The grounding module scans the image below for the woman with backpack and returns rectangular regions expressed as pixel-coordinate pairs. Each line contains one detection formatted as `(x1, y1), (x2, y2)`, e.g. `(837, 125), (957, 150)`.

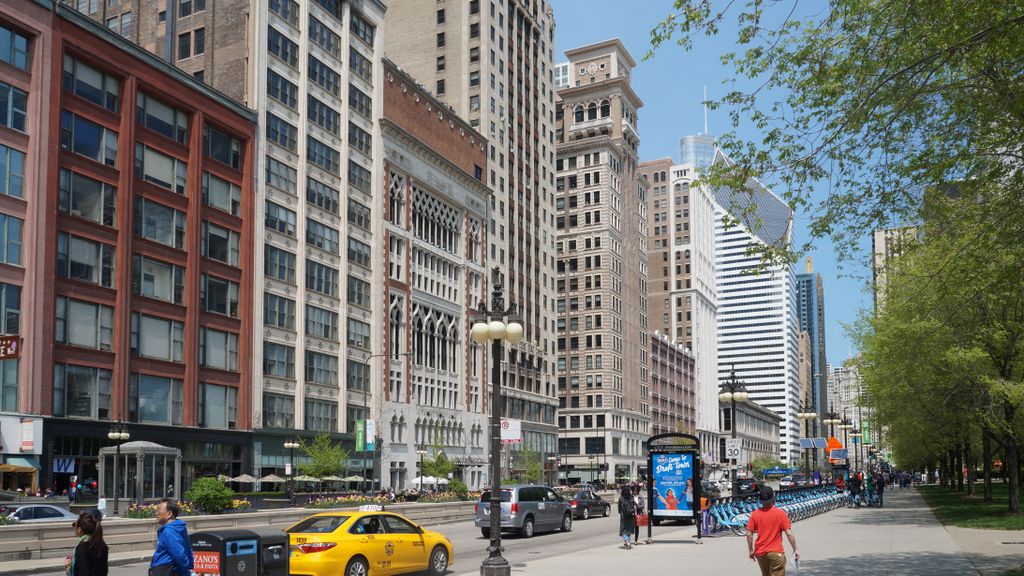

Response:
(618, 485), (637, 549)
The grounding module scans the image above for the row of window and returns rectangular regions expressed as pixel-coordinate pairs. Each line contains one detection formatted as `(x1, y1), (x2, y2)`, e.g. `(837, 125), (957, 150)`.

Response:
(263, 344), (370, 387)
(53, 362), (237, 428)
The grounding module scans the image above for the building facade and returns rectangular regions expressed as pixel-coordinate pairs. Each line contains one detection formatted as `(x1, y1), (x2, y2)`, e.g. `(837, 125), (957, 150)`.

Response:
(379, 59), (491, 490)
(0, 2), (257, 492)
(638, 157), (719, 465)
(711, 152), (802, 463)
(796, 257), (827, 435)
(872, 226), (918, 315)
(554, 39), (648, 484)
(384, 0), (560, 472)
(68, 0), (392, 481)
(649, 332), (695, 436)
(719, 398), (781, 474)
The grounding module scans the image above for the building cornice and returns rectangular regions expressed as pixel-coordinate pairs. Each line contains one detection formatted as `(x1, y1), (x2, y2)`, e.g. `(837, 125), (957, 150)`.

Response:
(558, 77), (643, 108)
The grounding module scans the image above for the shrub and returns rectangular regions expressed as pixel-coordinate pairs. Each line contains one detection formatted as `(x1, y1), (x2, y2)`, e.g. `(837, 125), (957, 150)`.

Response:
(449, 479), (469, 500)
(0, 514), (16, 526)
(186, 478), (236, 515)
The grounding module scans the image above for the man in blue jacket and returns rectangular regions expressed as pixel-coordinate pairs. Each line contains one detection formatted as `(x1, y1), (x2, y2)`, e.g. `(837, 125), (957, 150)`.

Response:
(150, 499), (193, 576)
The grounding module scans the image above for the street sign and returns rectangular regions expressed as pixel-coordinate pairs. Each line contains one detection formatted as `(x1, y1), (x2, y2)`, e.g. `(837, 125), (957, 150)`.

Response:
(763, 467), (795, 476)
(725, 438), (742, 460)
(831, 449), (848, 459)
(500, 418), (522, 444)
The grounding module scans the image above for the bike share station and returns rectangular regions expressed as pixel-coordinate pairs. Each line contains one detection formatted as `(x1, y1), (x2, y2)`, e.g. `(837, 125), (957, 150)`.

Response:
(645, 432), (703, 544)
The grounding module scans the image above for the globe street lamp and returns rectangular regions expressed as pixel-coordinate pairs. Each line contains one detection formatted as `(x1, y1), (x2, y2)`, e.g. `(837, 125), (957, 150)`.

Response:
(283, 438), (300, 505)
(719, 365), (749, 495)
(416, 447), (427, 491)
(822, 405), (841, 438)
(472, 268), (523, 576)
(797, 403), (818, 478)
(106, 421), (129, 516)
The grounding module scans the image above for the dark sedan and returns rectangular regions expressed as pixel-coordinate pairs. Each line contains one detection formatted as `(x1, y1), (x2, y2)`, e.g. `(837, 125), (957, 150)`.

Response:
(700, 480), (721, 500)
(566, 490), (611, 520)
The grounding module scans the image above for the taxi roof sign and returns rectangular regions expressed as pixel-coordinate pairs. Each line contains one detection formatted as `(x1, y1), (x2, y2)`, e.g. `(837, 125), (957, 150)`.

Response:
(358, 505), (384, 512)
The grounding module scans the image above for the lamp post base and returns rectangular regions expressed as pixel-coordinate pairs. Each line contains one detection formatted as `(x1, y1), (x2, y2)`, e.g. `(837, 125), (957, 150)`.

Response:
(480, 555), (511, 576)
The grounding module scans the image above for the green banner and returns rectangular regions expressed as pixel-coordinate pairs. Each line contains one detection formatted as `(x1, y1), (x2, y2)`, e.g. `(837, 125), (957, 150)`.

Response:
(356, 419), (365, 451)
(863, 421), (872, 444)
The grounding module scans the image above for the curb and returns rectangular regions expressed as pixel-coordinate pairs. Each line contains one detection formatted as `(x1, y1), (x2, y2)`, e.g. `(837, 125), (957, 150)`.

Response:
(0, 554), (152, 576)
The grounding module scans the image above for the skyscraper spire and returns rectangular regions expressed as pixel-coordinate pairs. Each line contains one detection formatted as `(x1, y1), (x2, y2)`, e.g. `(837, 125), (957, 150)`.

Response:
(703, 85), (708, 135)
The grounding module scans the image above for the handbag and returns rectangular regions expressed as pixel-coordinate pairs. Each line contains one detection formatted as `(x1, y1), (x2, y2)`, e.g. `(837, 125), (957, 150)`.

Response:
(636, 513), (649, 526)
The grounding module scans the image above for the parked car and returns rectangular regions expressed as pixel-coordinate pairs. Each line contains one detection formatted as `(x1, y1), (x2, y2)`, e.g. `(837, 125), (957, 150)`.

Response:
(791, 473), (810, 487)
(736, 477), (759, 497)
(287, 510), (453, 576)
(779, 476), (796, 489)
(474, 485), (573, 538)
(700, 480), (721, 500)
(565, 490), (611, 520)
(0, 504), (78, 523)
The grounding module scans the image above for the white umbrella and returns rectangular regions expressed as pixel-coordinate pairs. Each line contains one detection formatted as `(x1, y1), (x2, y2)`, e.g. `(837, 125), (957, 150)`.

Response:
(231, 474), (257, 483)
(260, 474), (285, 483)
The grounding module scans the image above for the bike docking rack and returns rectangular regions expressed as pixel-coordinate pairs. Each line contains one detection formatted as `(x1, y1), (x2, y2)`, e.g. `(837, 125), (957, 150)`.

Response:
(701, 484), (846, 537)
(646, 433), (703, 545)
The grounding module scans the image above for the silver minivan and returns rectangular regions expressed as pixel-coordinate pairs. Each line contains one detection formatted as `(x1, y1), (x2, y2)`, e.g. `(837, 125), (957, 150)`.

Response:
(474, 484), (573, 538)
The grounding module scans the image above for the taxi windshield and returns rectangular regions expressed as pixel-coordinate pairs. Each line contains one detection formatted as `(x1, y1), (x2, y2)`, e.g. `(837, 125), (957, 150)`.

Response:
(287, 516), (350, 533)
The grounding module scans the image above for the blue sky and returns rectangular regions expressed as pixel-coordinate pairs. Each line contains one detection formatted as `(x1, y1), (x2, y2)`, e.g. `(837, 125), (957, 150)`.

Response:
(549, 0), (870, 366)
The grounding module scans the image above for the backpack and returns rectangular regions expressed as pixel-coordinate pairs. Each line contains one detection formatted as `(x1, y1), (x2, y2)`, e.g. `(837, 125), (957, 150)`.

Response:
(621, 496), (636, 516)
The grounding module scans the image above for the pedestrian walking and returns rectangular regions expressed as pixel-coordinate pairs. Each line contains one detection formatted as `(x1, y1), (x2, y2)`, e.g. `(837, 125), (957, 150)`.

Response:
(746, 486), (799, 576)
(875, 473), (885, 507)
(617, 486), (637, 549)
(149, 500), (193, 576)
(65, 511), (108, 576)
(632, 486), (645, 545)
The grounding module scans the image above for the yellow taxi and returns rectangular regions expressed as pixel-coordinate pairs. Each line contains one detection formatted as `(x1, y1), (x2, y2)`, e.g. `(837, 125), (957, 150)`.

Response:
(286, 508), (454, 576)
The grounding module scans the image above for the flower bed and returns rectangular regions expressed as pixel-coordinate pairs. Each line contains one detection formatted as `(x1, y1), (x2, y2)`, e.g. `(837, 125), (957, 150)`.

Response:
(121, 498), (250, 518)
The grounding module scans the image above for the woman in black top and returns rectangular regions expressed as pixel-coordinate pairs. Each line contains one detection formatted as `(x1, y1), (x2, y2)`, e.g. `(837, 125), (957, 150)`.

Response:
(67, 511), (108, 576)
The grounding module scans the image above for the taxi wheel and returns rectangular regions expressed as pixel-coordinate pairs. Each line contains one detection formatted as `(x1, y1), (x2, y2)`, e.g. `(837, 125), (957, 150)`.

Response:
(345, 556), (369, 576)
(428, 545), (449, 576)
(520, 516), (535, 538)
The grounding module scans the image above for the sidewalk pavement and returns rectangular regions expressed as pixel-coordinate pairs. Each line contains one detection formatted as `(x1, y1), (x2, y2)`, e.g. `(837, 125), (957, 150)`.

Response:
(455, 487), (1000, 575)
(0, 552), (152, 576)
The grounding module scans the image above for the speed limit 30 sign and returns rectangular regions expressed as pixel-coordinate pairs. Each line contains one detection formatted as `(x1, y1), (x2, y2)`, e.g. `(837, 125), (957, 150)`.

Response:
(725, 438), (743, 460)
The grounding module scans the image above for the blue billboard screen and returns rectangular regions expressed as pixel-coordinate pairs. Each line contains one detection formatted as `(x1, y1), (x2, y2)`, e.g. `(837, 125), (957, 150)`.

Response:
(651, 452), (694, 516)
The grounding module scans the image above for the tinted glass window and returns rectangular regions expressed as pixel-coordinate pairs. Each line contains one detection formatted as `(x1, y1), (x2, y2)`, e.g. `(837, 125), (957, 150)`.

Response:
(382, 515), (418, 534)
(479, 490), (512, 502)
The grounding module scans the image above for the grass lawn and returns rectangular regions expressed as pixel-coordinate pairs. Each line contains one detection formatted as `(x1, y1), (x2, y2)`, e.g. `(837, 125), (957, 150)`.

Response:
(919, 483), (1024, 530)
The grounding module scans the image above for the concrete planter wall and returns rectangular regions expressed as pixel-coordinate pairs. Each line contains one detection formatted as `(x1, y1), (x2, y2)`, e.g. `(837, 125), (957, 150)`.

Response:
(0, 500), (476, 561)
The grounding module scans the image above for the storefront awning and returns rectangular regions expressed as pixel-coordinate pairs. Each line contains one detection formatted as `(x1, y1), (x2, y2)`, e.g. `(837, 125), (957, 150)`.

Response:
(5, 456), (39, 469)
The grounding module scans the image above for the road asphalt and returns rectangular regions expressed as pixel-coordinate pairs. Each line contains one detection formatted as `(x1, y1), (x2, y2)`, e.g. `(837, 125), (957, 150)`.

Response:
(9, 487), (1024, 576)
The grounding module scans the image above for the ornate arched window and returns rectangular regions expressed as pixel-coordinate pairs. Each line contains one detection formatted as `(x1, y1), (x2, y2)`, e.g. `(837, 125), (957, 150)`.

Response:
(600, 99), (610, 117)
(574, 105), (584, 123)
(587, 102), (597, 120)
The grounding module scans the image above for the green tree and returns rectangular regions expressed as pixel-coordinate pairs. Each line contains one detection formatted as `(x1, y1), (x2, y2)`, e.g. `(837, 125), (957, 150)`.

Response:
(749, 455), (784, 478)
(420, 438), (455, 487)
(649, 1), (1024, 267)
(521, 447), (543, 484)
(185, 477), (235, 515)
(299, 433), (351, 479)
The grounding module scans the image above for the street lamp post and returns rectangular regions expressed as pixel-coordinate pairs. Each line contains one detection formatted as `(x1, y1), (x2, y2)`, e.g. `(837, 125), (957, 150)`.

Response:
(471, 268), (523, 576)
(415, 447), (427, 491)
(107, 421), (129, 516)
(797, 402), (818, 478)
(822, 406), (841, 438)
(283, 438), (300, 505)
(719, 365), (750, 496)
(850, 430), (863, 471)
(839, 418), (854, 468)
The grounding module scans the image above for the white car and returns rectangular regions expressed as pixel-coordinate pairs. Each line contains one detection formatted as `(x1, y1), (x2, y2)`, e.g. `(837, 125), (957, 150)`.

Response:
(0, 504), (79, 523)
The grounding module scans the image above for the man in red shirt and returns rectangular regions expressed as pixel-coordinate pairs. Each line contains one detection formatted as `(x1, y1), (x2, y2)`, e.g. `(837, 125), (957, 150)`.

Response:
(746, 486), (799, 576)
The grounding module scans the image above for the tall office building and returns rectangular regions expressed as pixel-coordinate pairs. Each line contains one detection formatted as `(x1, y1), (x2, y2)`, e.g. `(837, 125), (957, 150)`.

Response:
(638, 158), (719, 465)
(872, 226), (918, 315)
(69, 0), (391, 480)
(650, 332), (696, 436)
(796, 257), (827, 432)
(711, 152), (802, 463)
(679, 133), (716, 174)
(553, 61), (570, 89)
(1, 2), (257, 491)
(379, 58), (491, 490)
(554, 39), (648, 483)
(384, 0), (560, 465)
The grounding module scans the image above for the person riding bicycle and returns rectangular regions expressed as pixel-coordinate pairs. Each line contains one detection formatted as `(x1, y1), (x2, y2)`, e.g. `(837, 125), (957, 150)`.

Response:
(847, 474), (862, 508)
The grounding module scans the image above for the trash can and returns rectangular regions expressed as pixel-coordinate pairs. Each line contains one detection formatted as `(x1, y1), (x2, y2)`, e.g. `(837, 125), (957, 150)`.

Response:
(245, 527), (290, 576)
(190, 530), (259, 576)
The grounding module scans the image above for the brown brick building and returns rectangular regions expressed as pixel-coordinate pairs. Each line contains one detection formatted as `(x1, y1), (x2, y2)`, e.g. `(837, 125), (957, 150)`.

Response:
(0, 1), (256, 492)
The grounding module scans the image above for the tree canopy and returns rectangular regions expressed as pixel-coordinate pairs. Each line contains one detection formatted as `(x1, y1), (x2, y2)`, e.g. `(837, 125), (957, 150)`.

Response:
(299, 433), (352, 479)
(650, 1), (1024, 267)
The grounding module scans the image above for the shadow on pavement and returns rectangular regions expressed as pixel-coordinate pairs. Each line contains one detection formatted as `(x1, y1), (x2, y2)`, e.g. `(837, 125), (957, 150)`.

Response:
(804, 551), (979, 575)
